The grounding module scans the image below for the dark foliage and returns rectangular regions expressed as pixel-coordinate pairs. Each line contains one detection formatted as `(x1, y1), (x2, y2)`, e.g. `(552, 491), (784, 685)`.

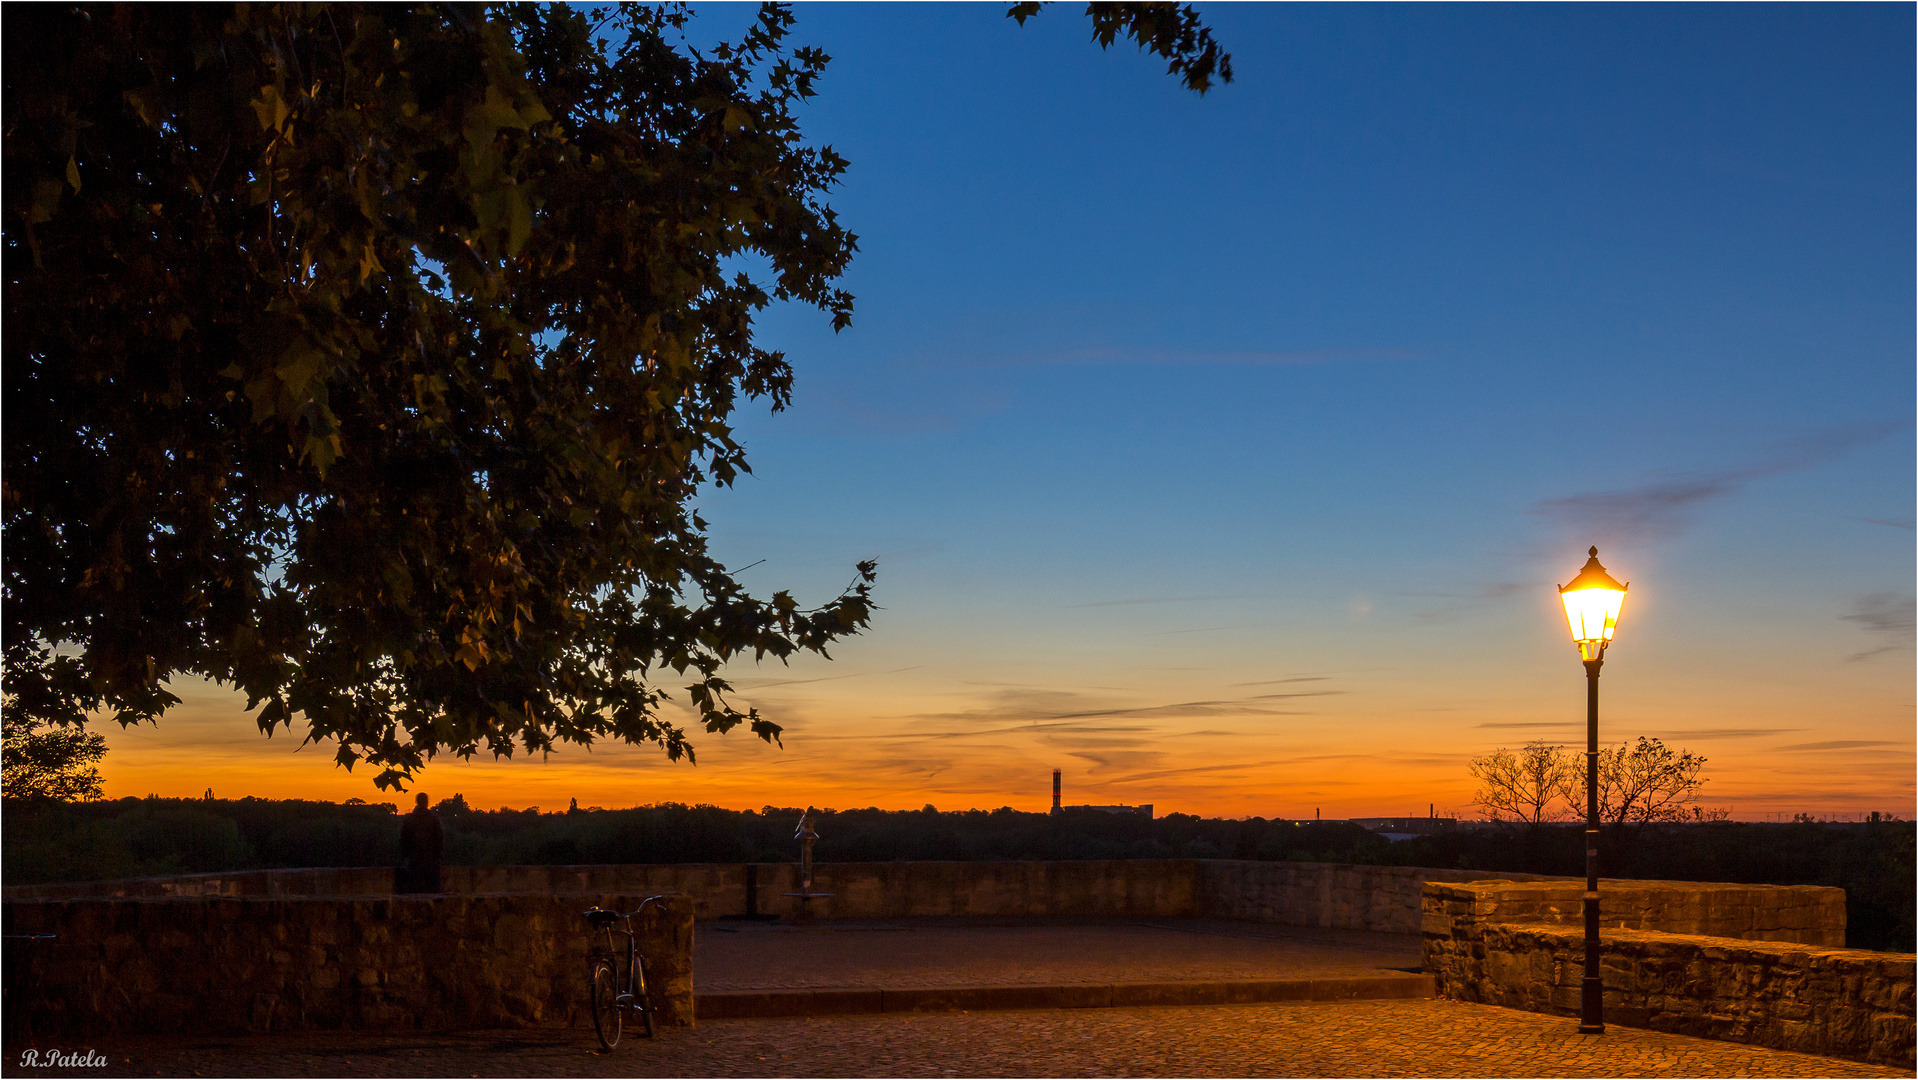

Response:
(1, 713), (107, 800)
(0, 797), (1386, 880)
(4, 3), (878, 791)
(3, 2), (1230, 795)
(10, 797), (1905, 951)
(1007, 2), (1233, 93)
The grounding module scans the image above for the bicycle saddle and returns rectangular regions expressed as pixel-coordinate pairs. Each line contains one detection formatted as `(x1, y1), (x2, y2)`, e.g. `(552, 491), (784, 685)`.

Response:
(583, 908), (622, 926)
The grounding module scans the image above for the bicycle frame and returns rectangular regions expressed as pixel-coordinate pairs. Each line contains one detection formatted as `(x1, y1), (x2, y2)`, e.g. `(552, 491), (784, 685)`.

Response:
(585, 895), (666, 1048)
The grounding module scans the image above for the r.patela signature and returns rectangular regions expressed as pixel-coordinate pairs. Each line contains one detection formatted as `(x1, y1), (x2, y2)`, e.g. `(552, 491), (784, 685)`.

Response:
(18, 1048), (107, 1068)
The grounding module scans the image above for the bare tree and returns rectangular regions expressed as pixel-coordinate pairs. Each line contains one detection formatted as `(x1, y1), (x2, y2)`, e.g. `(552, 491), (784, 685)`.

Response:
(1470, 742), (1577, 824)
(1594, 736), (1711, 833)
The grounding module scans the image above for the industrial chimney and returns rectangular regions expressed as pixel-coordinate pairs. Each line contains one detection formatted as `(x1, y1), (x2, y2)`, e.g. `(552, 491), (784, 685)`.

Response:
(1052, 768), (1061, 813)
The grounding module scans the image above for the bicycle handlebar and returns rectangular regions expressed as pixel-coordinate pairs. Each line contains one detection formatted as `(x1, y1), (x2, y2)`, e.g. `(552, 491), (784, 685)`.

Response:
(582, 895), (673, 925)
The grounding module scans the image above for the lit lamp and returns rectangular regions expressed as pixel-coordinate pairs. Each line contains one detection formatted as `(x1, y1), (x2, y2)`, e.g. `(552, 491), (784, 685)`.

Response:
(1559, 546), (1627, 1035)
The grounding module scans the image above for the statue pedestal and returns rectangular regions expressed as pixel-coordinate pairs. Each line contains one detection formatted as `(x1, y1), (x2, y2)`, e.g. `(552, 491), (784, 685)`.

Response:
(779, 891), (834, 925)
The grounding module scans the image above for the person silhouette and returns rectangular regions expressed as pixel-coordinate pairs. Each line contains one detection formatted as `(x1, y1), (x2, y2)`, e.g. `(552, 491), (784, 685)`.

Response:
(398, 792), (444, 894)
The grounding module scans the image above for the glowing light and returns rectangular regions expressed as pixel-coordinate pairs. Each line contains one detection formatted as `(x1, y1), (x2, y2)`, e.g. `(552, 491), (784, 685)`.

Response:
(1559, 547), (1627, 662)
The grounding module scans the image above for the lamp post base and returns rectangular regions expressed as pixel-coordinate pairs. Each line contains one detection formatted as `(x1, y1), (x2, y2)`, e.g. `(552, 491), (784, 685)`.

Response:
(1579, 976), (1605, 1034)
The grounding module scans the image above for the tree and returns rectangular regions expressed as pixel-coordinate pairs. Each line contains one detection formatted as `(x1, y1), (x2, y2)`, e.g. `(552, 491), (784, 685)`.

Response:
(3, 4), (1233, 792)
(1010, 2), (1233, 93)
(1469, 741), (1576, 825)
(1595, 736), (1712, 834)
(1, 714), (107, 801)
(1469, 736), (1717, 833)
(1, 3), (1225, 789)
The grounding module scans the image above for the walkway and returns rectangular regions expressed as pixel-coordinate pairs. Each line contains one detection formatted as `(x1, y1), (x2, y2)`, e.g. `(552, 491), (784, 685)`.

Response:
(26, 1001), (1905, 1077)
(9, 918), (1904, 1076)
(695, 917), (1428, 1015)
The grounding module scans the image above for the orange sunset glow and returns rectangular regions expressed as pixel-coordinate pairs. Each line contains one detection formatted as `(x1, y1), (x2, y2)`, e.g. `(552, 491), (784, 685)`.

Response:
(101, 561), (1914, 821)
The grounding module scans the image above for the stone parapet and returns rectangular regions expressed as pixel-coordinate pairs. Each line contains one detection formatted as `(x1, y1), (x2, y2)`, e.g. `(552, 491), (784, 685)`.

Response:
(0, 864), (1856, 948)
(1422, 880), (1912, 1066)
(1422, 878), (1845, 946)
(441, 865), (748, 919)
(1431, 918), (1914, 1065)
(790, 860), (1199, 920)
(1198, 861), (1569, 935)
(1, 892), (695, 1038)
(3, 861), (1203, 921)
(1, 867), (398, 901)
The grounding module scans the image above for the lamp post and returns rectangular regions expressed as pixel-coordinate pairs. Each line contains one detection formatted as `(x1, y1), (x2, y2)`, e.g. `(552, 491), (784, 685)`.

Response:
(1558, 546), (1628, 1035)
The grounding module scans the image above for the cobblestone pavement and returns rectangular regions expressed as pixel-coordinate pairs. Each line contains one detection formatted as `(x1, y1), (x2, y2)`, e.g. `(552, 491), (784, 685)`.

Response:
(696, 919), (1423, 990)
(10, 999), (1904, 1078)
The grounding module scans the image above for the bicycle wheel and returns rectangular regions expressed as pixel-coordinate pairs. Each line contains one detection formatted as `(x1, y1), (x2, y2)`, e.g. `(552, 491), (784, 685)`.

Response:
(590, 960), (622, 1050)
(634, 955), (655, 1039)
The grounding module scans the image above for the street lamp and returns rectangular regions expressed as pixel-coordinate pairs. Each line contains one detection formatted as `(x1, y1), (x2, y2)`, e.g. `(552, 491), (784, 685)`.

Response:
(1559, 546), (1627, 1035)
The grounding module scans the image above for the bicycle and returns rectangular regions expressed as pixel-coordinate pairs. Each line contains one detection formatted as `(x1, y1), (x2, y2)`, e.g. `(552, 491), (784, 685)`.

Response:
(583, 897), (666, 1049)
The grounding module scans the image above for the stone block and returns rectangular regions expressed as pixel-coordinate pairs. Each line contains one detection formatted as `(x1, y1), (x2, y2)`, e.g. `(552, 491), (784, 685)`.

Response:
(3, 892), (697, 1038)
(1422, 881), (1914, 1068)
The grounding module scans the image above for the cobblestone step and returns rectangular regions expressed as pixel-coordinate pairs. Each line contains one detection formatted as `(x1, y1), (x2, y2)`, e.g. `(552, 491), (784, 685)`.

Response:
(696, 973), (1434, 1019)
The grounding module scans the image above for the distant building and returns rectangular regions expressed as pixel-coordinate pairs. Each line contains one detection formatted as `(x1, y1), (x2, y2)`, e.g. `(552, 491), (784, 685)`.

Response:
(1054, 803), (1154, 819)
(1048, 769), (1152, 818)
(1350, 816), (1457, 841)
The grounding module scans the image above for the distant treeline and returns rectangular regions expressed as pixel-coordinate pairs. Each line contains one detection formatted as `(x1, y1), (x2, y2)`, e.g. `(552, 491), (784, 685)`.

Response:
(4, 797), (1909, 951)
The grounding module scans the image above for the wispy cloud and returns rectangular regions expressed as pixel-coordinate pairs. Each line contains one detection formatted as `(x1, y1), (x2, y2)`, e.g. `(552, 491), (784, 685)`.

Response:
(1854, 517), (1915, 530)
(1404, 582), (1536, 625)
(872, 544), (947, 565)
(731, 666), (923, 691)
(1480, 723), (1805, 739)
(859, 685), (1346, 746)
(1655, 728), (1802, 740)
(1841, 593), (1915, 661)
(1101, 759), (1296, 786)
(1531, 419), (1908, 544)
(1396, 754), (1474, 767)
(1067, 595), (1224, 608)
(1475, 721), (1580, 729)
(966, 346), (1420, 369)
(815, 395), (965, 434)
(1402, 582), (1531, 601)
(1033, 691), (1343, 722)
(1775, 740), (1906, 751)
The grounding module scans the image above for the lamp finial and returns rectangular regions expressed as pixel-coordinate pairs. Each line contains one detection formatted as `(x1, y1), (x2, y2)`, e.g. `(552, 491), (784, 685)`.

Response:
(1589, 546), (1598, 557)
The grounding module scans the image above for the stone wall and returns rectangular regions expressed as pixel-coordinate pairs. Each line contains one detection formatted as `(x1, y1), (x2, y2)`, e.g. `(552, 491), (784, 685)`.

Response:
(1, 865), (750, 918)
(1422, 881), (1913, 1066)
(1422, 878), (1846, 946)
(443, 866), (750, 918)
(445, 861), (1199, 921)
(11, 860), (1903, 1058)
(777, 860), (1200, 919)
(1197, 861), (1568, 935)
(2, 867), (398, 901)
(2, 892), (695, 1039)
(3, 861), (1197, 921)
(5, 861), (1845, 944)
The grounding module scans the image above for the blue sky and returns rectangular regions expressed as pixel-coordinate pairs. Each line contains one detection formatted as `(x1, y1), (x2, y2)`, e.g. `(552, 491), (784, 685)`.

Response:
(113, 3), (1915, 817)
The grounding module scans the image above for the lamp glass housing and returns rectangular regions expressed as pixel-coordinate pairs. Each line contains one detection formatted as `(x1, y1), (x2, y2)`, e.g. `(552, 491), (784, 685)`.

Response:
(1559, 549), (1628, 662)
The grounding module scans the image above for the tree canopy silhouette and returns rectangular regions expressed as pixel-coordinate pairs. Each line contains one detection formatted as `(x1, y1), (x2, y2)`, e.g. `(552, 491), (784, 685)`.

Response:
(2, 3), (1232, 790)
(1, 715), (107, 802)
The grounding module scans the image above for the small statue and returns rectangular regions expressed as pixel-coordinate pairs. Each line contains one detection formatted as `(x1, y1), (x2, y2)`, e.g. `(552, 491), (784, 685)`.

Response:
(795, 807), (818, 892)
